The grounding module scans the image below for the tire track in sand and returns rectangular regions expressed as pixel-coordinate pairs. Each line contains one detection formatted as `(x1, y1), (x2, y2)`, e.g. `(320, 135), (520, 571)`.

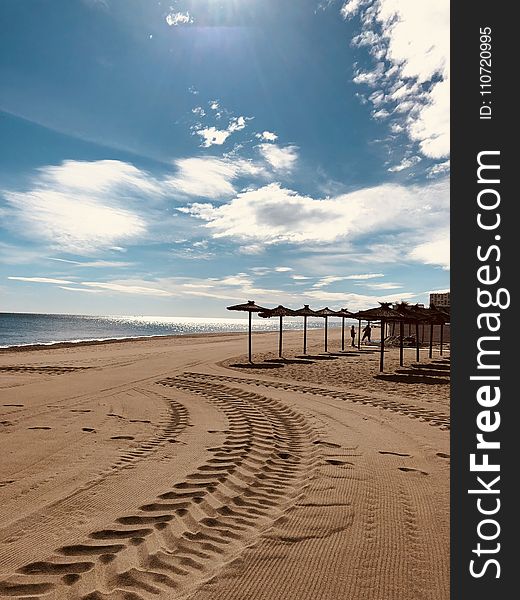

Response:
(179, 372), (450, 429)
(0, 376), (318, 600)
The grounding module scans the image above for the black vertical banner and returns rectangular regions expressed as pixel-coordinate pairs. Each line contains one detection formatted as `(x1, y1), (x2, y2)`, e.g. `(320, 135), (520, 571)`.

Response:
(452, 4), (514, 598)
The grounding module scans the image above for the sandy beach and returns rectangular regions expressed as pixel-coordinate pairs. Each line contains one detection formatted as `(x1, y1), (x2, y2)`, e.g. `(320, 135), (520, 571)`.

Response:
(0, 328), (449, 600)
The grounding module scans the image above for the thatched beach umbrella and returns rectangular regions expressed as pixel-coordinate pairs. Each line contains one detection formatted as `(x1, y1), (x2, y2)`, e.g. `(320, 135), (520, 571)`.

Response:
(293, 304), (318, 354)
(336, 307), (355, 351)
(314, 307), (338, 353)
(259, 305), (297, 358)
(355, 302), (399, 371)
(226, 300), (268, 363)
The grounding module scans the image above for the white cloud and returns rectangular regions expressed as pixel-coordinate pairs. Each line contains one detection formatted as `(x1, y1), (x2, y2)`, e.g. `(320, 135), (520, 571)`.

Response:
(8, 276), (74, 284)
(196, 127), (231, 148)
(6, 270), (423, 312)
(48, 258), (133, 268)
(255, 131), (278, 142)
(304, 289), (417, 310)
(195, 115), (251, 148)
(344, 273), (385, 280)
(274, 266), (293, 272)
(313, 276), (349, 288)
(3, 160), (153, 254)
(59, 286), (102, 293)
(81, 281), (175, 297)
(166, 156), (264, 199)
(165, 11), (193, 26)
(292, 275), (311, 280)
(343, 0), (449, 160)
(360, 281), (402, 290)
(409, 235), (450, 270)
(258, 144), (298, 171)
(37, 159), (162, 196)
(180, 180), (448, 251)
(388, 155), (421, 172)
(228, 116), (247, 132)
(427, 159), (450, 179)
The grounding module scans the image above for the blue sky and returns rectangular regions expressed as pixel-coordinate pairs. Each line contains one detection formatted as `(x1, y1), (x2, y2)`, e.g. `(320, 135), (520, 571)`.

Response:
(0, 0), (449, 317)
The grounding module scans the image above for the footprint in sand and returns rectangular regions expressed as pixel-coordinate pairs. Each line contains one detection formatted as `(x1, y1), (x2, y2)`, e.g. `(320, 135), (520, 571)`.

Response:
(379, 451), (411, 457)
(3, 404), (24, 407)
(398, 467), (429, 475)
(313, 440), (341, 448)
(82, 428), (96, 433)
(110, 436), (135, 440)
(28, 426), (51, 430)
(325, 459), (353, 466)
(436, 452), (450, 459)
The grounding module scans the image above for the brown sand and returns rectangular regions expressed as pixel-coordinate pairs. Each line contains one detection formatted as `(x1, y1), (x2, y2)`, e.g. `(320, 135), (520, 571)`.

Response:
(0, 327), (449, 599)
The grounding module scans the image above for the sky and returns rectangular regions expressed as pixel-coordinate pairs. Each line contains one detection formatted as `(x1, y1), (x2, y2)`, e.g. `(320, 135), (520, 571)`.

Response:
(0, 0), (450, 317)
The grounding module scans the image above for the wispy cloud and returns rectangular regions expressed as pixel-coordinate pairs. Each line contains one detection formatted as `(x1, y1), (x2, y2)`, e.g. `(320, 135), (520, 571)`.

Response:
(3, 160), (151, 254)
(8, 276), (74, 284)
(48, 257), (133, 268)
(166, 156), (265, 199)
(258, 144), (298, 171)
(343, 0), (449, 162)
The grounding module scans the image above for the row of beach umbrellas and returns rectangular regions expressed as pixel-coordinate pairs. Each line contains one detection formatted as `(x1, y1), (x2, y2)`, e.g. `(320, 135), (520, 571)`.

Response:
(227, 300), (450, 372)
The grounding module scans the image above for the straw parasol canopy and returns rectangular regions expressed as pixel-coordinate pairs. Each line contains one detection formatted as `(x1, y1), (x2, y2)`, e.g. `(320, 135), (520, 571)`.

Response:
(314, 307), (338, 353)
(293, 305), (318, 354)
(226, 300), (268, 363)
(354, 302), (399, 321)
(258, 305), (297, 358)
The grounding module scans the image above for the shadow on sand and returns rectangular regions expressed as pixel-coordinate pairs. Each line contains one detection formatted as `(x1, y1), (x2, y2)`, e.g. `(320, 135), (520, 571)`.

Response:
(295, 355), (338, 361)
(375, 373), (450, 385)
(264, 358), (315, 365)
(230, 363), (284, 369)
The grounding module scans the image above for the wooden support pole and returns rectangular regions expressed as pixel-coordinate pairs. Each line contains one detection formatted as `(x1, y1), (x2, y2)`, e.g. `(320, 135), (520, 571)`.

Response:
(324, 316), (328, 353)
(341, 317), (345, 351)
(380, 318), (385, 372)
(429, 322), (434, 358)
(248, 311), (252, 363)
(278, 315), (283, 358)
(440, 323), (444, 355)
(415, 322), (420, 362)
(400, 321), (404, 366)
(357, 319), (361, 349)
(303, 315), (307, 354)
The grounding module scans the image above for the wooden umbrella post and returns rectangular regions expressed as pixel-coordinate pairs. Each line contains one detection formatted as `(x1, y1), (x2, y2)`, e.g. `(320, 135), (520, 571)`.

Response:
(357, 319), (361, 350)
(415, 322), (420, 362)
(429, 322), (434, 359)
(303, 315), (307, 355)
(400, 320), (404, 367)
(341, 317), (345, 352)
(324, 316), (328, 353)
(248, 311), (252, 363)
(278, 315), (283, 358)
(440, 323), (444, 355)
(380, 318), (385, 372)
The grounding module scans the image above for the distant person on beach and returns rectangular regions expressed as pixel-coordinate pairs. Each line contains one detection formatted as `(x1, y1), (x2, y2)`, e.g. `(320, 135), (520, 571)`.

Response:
(350, 325), (356, 346)
(361, 324), (371, 344)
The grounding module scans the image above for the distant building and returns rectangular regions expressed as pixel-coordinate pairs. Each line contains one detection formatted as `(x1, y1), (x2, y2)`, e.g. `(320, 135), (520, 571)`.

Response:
(429, 291), (450, 308)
